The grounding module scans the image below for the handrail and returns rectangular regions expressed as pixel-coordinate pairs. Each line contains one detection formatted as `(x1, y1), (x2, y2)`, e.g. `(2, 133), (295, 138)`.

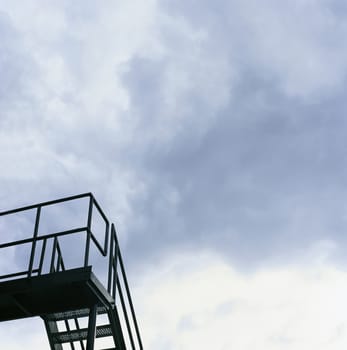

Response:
(0, 193), (109, 258)
(0, 193), (92, 216)
(108, 223), (143, 350)
(0, 269), (40, 280)
(0, 227), (88, 249)
(118, 249), (143, 350)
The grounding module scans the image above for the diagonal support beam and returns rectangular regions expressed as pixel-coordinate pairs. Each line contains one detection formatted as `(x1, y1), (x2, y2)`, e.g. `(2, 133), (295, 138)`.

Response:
(43, 319), (63, 350)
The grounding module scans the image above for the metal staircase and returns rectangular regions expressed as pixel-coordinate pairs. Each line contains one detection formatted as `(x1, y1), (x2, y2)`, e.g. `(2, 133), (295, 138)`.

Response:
(0, 193), (143, 350)
(43, 305), (126, 350)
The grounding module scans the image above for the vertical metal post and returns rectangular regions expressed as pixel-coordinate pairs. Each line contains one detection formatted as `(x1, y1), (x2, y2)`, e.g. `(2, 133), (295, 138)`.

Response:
(86, 304), (98, 350)
(104, 220), (109, 255)
(50, 237), (58, 273)
(84, 196), (93, 267)
(56, 240), (65, 271)
(112, 229), (119, 300)
(107, 224), (115, 294)
(28, 206), (41, 277)
(38, 238), (47, 275)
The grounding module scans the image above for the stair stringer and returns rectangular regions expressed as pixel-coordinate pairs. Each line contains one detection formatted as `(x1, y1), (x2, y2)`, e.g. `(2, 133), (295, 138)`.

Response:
(107, 305), (126, 350)
(44, 318), (64, 350)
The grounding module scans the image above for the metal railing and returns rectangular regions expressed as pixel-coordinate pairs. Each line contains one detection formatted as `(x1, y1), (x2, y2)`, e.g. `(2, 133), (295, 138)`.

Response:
(109, 224), (143, 350)
(0, 193), (143, 350)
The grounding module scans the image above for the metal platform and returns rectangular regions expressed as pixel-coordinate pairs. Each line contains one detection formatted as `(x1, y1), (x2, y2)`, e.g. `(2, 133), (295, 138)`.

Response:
(0, 266), (112, 322)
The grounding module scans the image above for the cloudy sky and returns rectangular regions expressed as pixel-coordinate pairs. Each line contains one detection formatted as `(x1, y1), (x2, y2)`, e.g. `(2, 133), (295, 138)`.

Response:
(1, 0), (347, 349)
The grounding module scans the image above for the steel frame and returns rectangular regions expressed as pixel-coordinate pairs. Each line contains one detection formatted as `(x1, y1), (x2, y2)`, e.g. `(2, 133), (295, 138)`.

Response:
(0, 193), (143, 350)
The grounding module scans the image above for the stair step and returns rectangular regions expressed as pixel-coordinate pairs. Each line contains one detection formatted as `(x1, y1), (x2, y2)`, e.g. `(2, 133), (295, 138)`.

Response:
(46, 306), (107, 321)
(52, 324), (113, 343)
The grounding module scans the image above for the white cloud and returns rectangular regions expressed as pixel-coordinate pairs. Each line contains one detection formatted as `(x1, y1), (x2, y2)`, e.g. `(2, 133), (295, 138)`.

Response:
(1, 245), (346, 350)
(0, 318), (49, 350)
(135, 247), (347, 350)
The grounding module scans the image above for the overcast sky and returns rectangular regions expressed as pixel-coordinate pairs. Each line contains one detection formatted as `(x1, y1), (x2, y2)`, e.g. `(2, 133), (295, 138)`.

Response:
(1, 0), (347, 349)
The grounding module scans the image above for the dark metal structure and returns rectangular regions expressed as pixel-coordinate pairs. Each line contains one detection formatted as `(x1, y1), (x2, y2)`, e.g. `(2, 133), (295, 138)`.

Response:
(0, 193), (143, 350)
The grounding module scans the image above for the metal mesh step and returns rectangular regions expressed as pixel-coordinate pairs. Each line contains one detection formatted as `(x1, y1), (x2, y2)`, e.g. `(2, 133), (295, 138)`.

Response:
(52, 324), (113, 343)
(45, 306), (107, 321)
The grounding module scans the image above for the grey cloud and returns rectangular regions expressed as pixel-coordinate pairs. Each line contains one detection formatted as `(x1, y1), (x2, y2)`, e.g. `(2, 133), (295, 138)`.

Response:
(121, 43), (347, 270)
(1, 2), (347, 349)
(162, 0), (347, 99)
(0, 12), (38, 120)
(1, 0), (347, 274)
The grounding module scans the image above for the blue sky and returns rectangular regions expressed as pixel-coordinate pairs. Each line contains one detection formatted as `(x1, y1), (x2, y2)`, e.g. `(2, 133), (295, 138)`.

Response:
(1, 0), (347, 349)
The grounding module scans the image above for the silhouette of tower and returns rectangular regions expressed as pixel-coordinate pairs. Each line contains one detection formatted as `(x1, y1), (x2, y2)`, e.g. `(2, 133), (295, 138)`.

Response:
(0, 193), (143, 350)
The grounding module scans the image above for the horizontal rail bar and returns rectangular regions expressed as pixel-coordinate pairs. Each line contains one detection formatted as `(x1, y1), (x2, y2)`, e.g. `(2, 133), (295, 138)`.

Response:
(0, 193), (92, 216)
(0, 269), (39, 280)
(0, 227), (88, 248)
(0, 237), (36, 249)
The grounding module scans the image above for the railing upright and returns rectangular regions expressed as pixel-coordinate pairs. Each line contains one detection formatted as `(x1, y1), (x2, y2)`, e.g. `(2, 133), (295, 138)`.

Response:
(109, 224), (118, 300)
(56, 240), (65, 271)
(28, 206), (41, 278)
(84, 194), (94, 267)
(108, 224), (115, 294)
(38, 238), (47, 275)
(50, 237), (58, 273)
